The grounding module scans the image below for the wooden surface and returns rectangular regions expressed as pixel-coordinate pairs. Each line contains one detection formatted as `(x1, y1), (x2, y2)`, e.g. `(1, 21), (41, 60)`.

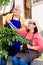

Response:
(0, 16), (4, 28)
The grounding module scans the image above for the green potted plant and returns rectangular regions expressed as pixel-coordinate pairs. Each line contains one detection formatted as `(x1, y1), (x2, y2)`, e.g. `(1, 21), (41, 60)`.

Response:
(0, 27), (29, 59)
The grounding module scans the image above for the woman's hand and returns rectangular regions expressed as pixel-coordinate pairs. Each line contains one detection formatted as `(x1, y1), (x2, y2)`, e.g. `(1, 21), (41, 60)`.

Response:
(27, 44), (31, 49)
(27, 44), (39, 51)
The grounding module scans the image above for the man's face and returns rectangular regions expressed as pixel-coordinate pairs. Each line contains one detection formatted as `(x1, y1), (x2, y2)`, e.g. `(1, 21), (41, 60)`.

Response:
(14, 6), (20, 17)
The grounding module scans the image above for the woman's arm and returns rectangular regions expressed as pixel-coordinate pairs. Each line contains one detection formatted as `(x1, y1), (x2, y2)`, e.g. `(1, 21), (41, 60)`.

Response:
(27, 44), (41, 51)
(17, 29), (27, 37)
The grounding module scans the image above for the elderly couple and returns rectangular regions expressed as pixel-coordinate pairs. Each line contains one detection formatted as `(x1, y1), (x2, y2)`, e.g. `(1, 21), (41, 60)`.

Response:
(1, 5), (43, 65)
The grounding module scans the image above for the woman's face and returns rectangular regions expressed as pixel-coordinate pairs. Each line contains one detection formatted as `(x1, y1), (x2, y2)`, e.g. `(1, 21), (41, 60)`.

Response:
(28, 22), (35, 31)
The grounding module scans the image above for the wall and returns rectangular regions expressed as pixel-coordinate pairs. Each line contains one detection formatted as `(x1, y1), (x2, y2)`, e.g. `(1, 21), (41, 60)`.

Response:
(32, 2), (43, 32)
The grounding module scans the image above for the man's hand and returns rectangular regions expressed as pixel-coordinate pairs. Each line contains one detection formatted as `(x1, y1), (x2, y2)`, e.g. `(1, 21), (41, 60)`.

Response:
(6, 20), (10, 23)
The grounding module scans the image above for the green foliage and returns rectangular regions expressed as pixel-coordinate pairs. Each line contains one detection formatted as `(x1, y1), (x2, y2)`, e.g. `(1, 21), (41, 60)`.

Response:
(0, 0), (10, 6)
(0, 27), (30, 59)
